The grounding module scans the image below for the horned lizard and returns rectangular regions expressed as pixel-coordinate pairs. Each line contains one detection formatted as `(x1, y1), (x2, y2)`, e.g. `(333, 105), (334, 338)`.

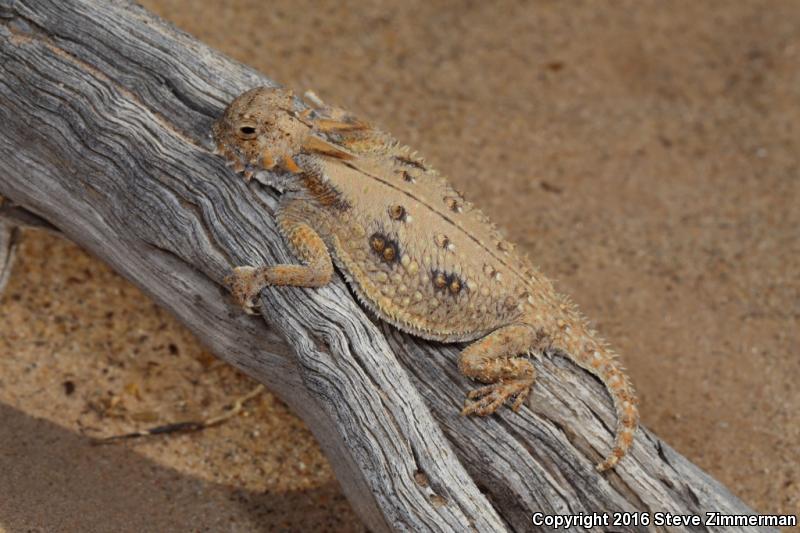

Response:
(212, 87), (638, 471)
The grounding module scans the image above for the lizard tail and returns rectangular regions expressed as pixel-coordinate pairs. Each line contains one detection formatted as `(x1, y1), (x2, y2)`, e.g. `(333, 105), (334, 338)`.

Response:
(584, 344), (638, 471)
(551, 334), (639, 471)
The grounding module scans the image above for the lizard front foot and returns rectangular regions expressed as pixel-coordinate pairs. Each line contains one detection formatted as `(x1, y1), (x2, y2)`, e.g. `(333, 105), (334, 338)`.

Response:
(224, 266), (264, 315)
(461, 378), (534, 416)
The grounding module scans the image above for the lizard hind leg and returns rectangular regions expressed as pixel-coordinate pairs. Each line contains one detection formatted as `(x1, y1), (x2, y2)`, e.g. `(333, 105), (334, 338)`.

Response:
(459, 324), (544, 416)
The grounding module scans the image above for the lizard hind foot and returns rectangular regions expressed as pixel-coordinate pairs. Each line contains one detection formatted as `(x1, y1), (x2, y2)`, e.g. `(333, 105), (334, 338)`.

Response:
(461, 377), (534, 416)
(224, 266), (264, 315)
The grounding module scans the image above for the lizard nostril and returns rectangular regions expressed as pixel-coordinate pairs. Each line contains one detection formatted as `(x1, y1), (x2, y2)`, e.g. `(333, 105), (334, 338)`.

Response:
(239, 126), (256, 135)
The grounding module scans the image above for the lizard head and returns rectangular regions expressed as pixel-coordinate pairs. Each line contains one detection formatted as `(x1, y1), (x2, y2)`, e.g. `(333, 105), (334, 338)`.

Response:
(212, 87), (312, 179)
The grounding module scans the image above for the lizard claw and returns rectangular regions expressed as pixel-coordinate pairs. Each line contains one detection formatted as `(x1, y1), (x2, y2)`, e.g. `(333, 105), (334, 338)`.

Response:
(224, 266), (263, 315)
(461, 379), (533, 416)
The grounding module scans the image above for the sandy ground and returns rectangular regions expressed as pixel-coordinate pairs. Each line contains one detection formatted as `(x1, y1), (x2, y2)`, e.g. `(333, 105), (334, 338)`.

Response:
(1, 0), (798, 531)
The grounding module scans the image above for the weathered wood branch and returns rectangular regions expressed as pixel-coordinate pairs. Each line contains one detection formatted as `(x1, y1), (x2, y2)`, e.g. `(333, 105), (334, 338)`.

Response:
(0, 199), (60, 294)
(0, 1), (771, 531)
(0, 217), (19, 294)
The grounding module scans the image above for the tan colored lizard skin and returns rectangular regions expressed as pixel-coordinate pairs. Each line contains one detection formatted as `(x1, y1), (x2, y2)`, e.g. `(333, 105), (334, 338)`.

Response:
(212, 87), (638, 471)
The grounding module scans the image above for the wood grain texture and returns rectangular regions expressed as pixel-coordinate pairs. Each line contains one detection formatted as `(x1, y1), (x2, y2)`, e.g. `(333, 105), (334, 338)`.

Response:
(0, 1), (771, 531)
(0, 218), (19, 294)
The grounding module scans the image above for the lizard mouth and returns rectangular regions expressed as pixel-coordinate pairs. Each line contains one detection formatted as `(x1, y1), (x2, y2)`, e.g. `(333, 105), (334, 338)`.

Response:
(212, 139), (264, 181)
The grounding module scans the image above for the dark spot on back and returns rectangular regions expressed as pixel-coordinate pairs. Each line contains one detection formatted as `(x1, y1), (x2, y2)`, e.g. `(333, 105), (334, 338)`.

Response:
(443, 196), (462, 213)
(388, 204), (407, 221)
(399, 170), (416, 183)
(431, 270), (466, 296)
(448, 278), (461, 294)
(370, 234), (386, 252)
(369, 232), (400, 265)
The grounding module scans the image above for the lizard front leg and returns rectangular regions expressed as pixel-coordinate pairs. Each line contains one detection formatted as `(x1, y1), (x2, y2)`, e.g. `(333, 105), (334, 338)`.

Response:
(459, 324), (546, 415)
(225, 202), (333, 314)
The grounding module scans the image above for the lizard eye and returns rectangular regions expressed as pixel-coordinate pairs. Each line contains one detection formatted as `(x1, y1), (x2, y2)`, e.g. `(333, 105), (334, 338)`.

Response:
(238, 125), (257, 139)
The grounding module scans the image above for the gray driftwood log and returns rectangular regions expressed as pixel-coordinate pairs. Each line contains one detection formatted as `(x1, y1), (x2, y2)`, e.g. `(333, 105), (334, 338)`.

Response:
(0, 1), (772, 532)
